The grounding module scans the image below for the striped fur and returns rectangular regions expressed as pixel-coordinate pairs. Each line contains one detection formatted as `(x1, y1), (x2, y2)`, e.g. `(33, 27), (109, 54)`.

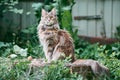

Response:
(37, 8), (75, 62)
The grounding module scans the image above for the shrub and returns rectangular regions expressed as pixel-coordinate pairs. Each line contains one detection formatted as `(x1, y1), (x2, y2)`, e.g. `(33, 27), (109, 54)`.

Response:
(76, 42), (120, 80)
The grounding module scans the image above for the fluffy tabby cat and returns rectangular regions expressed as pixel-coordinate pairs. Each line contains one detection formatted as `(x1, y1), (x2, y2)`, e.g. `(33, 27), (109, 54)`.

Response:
(37, 8), (75, 62)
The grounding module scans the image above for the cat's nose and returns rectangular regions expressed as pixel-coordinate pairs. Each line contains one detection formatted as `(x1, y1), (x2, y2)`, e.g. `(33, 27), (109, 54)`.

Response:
(48, 18), (50, 21)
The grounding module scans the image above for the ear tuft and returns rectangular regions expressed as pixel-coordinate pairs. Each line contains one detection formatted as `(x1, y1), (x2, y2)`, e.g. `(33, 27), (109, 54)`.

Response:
(51, 8), (57, 15)
(41, 9), (47, 16)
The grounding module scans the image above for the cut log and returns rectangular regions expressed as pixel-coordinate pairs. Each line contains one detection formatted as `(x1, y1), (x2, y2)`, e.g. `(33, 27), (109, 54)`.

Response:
(29, 59), (110, 79)
(66, 59), (110, 79)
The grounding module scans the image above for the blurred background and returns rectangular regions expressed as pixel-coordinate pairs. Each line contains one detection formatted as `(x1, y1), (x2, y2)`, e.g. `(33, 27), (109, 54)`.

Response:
(0, 0), (120, 42)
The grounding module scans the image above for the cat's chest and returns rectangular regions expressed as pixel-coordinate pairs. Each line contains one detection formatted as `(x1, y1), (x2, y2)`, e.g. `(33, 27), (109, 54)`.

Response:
(40, 29), (59, 43)
(42, 29), (57, 36)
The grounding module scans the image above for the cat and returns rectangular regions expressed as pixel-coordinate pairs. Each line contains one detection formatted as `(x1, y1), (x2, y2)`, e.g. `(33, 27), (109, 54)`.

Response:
(37, 8), (75, 62)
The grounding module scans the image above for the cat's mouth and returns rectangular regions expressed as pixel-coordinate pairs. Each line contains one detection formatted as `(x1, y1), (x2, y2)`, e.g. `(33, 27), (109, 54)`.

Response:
(44, 24), (54, 30)
(46, 24), (53, 26)
(45, 21), (54, 26)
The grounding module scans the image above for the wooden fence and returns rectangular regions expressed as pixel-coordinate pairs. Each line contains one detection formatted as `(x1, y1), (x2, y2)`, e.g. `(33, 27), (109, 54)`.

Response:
(72, 0), (120, 38)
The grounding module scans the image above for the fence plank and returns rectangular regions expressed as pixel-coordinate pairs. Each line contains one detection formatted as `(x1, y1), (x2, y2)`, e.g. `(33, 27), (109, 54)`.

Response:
(29, 2), (38, 26)
(104, 0), (113, 38)
(20, 2), (27, 29)
(19, 2), (37, 29)
(112, 0), (120, 38)
(96, 0), (104, 37)
(77, 0), (88, 35)
(87, 0), (96, 37)
(72, 0), (79, 32)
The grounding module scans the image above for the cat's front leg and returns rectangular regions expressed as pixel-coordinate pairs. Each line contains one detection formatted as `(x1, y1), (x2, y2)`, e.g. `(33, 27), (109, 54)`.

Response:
(43, 45), (53, 62)
(45, 52), (52, 62)
(52, 51), (63, 61)
(52, 43), (65, 61)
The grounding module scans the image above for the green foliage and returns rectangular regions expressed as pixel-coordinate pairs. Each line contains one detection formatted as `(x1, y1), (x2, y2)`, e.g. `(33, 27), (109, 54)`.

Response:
(0, 58), (83, 80)
(32, 0), (75, 31)
(78, 43), (99, 59)
(41, 60), (87, 80)
(0, 53), (81, 80)
(106, 59), (120, 80)
(43, 60), (72, 80)
(77, 42), (120, 59)
(98, 43), (120, 80)
(26, 41), (44, 58)
(0, 41), (44, 58)
(0, 42), (120, 80)
(61, 10), (73, 33)
(8, 25), (44, 58)
(0, 0), (23, 15)
(0, 58), (29, 80)
(77, 42), (120, 80)
(0, 0), (43, 58)
(0, 42), (12, 57)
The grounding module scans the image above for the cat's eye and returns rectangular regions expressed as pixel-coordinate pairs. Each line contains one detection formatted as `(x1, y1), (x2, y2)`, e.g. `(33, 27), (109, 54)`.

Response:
(50, 16), (53, 18)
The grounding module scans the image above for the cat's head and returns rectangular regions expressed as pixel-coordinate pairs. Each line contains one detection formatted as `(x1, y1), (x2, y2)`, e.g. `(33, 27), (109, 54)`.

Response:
(40, 8), (59, 29)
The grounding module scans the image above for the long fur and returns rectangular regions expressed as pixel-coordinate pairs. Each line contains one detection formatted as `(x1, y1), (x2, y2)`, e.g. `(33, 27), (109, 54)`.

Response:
(37, 8), (75, 62)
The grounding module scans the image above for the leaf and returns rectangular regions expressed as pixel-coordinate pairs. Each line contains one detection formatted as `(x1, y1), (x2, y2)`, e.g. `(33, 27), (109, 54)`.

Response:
(44, 5), (52, 11)
(0, 42), (11, 48)
(13, 45), (28, 57)
(51, 3), (58, 7)
(61, 10), (72, 31)
(8, 6), (13, 9)
(62, 6), (71, 11)
(9, 8), (23, 14)
(9, 54), (17, 58)
(19, 48), (28, 57)
(26, 12), (31, 15)
(32, 3), (43, 10)
(13, 45), (21, 54)
(112, 47), (118, 51)
(15, 9), (23, 14)
(21, 26), (36, 34)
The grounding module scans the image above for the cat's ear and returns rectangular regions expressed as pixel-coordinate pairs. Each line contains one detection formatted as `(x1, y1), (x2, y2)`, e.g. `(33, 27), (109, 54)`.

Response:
(41, 9), (47, 16)
(51, 8), (57, 15)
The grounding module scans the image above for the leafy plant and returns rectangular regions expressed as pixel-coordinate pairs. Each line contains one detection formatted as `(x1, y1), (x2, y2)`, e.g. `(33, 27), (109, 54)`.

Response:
(0, 42), (120, 80)
(0, 58), (29, 80)
(0, 0), (23, 17)
(77, 42), (120, 79)
(0, 58), (81, 80)
(0, 42), (12, 57)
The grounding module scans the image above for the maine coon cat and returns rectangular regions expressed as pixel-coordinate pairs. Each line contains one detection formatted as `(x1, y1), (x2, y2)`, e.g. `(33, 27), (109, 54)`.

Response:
(37, 8), (75, 62)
